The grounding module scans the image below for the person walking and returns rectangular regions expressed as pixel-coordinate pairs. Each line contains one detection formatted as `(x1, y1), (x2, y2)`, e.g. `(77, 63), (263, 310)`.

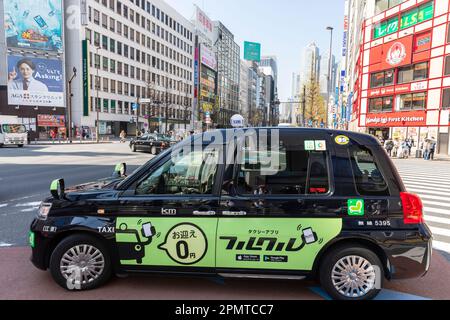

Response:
(423, 139), (431, 160)
(120, 130), (126, 143)
(429, 138), (436, 161)
(384, 139), (394, 157)
(50, 128), (57, 144)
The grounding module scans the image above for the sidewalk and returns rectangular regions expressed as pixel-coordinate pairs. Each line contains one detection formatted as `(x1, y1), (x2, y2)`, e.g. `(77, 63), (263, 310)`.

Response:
(28, 138), (121, 146)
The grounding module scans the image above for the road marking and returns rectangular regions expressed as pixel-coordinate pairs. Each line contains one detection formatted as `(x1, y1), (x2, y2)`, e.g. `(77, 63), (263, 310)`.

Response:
(15, 202), (42, 207)
(308, 287), (430, 300)
(0, 204), (7, 208)
(406, 188), (450, 197)
(429, 226), (450, 237)
(0, 243), (13, 247)
(433, 241), (450, 253)
(422, 200), (450, 209)
(424, 207), (450, 216)
(425, 215), (450, 226)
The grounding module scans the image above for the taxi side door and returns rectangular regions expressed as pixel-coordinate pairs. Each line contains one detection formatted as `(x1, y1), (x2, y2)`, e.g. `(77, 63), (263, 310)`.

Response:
(114, 144), (223, 272)
(215, 129), (343, 274)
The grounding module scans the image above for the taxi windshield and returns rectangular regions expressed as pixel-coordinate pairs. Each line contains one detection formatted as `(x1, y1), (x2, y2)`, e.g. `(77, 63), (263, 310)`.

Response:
(1, 124), (26, 134)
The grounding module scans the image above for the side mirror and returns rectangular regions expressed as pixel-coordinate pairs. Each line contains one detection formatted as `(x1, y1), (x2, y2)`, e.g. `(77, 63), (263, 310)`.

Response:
(112, 163), (127, 178)
(50, 179), (65, 200)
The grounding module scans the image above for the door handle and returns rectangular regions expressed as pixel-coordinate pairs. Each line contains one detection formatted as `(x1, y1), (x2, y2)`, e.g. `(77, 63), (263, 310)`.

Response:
(193, 210), (216, 216)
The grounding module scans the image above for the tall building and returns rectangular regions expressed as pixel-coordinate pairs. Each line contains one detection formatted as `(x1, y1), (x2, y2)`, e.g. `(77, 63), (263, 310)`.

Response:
(239, 59), (249, 122)
(258, 56), (279, 126)
(65, 0), (195, 137)
(1, 0), (66, 141)
(319, 52), (336, 97)
(258, 56), (278, 93)
(345, 0), (450, 156)
(291, 72), (301, 98)
(300, 42), (320, 89)
(192, 6), (217, 131)
(213, 21), (240, 127)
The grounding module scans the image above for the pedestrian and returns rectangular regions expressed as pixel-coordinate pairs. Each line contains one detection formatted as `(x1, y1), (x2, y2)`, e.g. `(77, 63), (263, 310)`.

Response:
(393, 139), (400, 158)
(400, 140), (409, 159)
(429, 138), (436, 161)
(27, 129), (31, 145)
(384, 139), (394, 157)
(50, 128), (57, 143)
(120, 130), (126, 143)
(423, 139), (431, 160)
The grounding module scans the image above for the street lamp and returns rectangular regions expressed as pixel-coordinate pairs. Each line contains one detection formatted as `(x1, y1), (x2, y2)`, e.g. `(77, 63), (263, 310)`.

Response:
(67, 67), (77, 143)
(326, 26), (334, 129)
(95, 46), (101, 143)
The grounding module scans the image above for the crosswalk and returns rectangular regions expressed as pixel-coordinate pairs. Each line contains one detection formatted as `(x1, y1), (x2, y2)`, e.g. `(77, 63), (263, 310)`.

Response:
(394, 160), (450, 254)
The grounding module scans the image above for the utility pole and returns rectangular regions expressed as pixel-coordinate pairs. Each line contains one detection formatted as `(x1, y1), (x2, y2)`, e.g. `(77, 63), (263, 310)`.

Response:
(135, 96), (140, 136)
(326, 26), (334, 129)
(302, 85), (306, 127)
(95, 46), (101, 143)
(67, 67), (77, 143)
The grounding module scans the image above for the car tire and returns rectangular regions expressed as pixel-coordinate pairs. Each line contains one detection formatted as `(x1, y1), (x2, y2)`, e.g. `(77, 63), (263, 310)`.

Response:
(49, 234), (112, 291)
(319, 244), (384, 300)
(18, 144), (24, 148)
(151, 146), (157, 155)
(131, 144), (136, 152)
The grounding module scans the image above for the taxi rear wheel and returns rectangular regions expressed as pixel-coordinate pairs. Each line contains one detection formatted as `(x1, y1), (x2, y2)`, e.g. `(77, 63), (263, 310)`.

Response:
(319, 245), (383, 300)
(49, 234), (112, 291)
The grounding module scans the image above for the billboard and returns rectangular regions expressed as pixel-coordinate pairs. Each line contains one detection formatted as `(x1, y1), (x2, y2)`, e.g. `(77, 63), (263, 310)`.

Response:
(7, 55), (64, 107)
(200, 44), (217, 71)
(244, 41), (261, 62)
(195, 5), (214, 41)
(4, 0), (63, 52)
(37, 114), (65, 127)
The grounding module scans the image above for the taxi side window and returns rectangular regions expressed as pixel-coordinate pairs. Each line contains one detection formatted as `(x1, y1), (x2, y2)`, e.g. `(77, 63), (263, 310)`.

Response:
(235, 139), (330, 196)
(349, 146), (389, 196)
(135, 149), (219, 195)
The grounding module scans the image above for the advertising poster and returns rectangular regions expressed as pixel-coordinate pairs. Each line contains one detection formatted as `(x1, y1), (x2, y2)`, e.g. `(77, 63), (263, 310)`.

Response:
(200, 44), (217, 71)
(7, 55), (64, 107)
(4, 0), (63, 52)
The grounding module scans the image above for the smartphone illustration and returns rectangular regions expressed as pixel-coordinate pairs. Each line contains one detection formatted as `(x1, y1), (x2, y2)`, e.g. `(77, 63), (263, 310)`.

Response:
(34, 15), (48, 30)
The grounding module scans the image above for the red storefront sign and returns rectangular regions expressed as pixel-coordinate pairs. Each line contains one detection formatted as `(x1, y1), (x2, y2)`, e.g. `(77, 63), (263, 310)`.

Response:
(370, 36), (413, 72)
(365, 111), (427, 127)
(37, 115), (65, 127)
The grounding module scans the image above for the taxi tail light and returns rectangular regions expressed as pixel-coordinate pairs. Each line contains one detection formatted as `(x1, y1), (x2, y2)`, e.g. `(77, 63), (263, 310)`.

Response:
(400, 192), (424, 225)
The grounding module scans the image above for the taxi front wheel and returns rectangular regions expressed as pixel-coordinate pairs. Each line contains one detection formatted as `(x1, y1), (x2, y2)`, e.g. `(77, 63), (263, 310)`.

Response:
(319, 245), (384, 300)
(49, 234), (112, 291)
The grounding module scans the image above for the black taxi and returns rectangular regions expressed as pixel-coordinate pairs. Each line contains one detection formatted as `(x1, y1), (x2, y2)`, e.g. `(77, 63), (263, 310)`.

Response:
(29, 128), (432, 300)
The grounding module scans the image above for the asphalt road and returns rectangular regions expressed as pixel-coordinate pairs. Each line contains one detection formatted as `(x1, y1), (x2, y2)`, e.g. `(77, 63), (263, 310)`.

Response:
(0, 142), (152, 247)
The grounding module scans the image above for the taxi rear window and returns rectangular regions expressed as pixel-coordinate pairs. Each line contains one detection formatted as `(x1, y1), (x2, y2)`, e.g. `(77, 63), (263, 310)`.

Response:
(233, 134), (330, 196)
(349, 146), (389, 196)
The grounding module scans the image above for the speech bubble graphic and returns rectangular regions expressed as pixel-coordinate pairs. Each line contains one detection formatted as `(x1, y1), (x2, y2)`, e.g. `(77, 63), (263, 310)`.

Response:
(158, 223), (208, 265)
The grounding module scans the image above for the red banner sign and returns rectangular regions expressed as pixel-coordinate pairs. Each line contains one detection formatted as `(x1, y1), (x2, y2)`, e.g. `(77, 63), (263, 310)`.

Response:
(37, 114), (65, 127)
(365, 111), (426, 127)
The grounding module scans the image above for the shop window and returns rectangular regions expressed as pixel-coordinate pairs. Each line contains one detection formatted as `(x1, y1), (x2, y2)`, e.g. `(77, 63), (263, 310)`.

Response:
(445, 56), (450, 76)
(447, 24), (450, 44)
(369, 96), (394, 113)
(398, 92), (427, 111)
(370, 69), (394, 88)
(398, 62), (428, 84)
(442, 88), (450, 110)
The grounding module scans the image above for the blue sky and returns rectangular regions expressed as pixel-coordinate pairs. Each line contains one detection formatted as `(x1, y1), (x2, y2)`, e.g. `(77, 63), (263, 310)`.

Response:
(165, 0), (345, 101)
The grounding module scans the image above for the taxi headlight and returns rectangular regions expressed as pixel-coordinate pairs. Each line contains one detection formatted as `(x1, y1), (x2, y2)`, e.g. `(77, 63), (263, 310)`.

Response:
(38, 202), (52, 220)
